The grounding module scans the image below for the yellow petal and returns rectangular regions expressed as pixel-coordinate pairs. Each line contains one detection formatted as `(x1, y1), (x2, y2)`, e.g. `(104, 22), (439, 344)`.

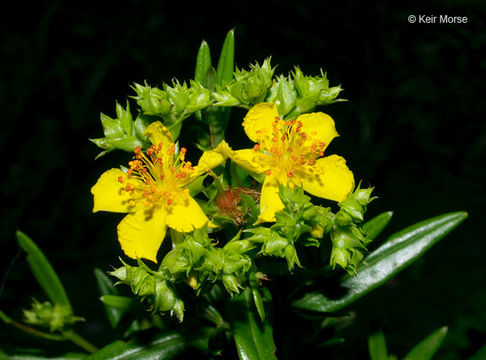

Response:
(91, 169), (137, 213)
(255, 175), (284, 224)
(166, 191), (209, 232)
(243, 103), (279, 143)
(144, 121), (173, 145)
(182, 147), (227, 185)
(296, 112), (338, 150)
(302, 155), (354, 202)
(213, 140), (268, 175)
(117, 207), (167, 263)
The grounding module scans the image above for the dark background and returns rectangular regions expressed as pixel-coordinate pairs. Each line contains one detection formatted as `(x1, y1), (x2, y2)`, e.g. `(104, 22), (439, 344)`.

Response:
(1, 0), (485, 358)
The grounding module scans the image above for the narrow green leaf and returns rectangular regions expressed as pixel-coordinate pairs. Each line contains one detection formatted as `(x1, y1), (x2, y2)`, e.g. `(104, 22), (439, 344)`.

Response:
(84, 329), (210, 360)
(470, 344), (486, 360)
(216, 29), (235, 85)
(2, 353), (85, 360)
(100, 295), (134, 310)
(368, 330), (388, 360)
(94, 269), (127, 328)
(363, 211), (393, 241)
(404, 326), (448, 360)
(195, 40), (212, 86)
(16, 231), (71, 310)
(227, 287), (277, 360)
(292, 212), (467, 312)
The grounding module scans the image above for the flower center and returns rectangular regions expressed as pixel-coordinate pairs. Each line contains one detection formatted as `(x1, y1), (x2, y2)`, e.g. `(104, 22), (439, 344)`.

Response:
(253, 117), (326, 179)
(117, 144), (194, 208)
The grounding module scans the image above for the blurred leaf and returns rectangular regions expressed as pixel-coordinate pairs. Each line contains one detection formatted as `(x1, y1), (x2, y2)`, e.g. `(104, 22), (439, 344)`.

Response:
(470, 344), (486, 360)
(94, 268), (127, 328)
(84, 329), (210, 360)
(0, 309), (66, 341)
(227, 287), (277, 360)
(216, 29), (235, 85)
(362, 211), (394, 241)
(100, 295), (134, 310)
(404, 326), (448, 360)
(368, 330), (388, 360)
(0, 352), (85, 360)
(16, 231), (71, 310)
(195, 40), (212, 86)
(292, 212), (467, 312)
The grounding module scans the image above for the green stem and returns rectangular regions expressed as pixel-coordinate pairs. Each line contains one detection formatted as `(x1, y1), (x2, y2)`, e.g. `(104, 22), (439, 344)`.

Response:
(170, 229), (184, 246)
(63, 330), (98, 353)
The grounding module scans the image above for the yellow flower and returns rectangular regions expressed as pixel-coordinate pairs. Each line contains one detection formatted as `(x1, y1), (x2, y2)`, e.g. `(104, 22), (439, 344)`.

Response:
(91, 121), (225, 262)
(218, 103), (354, 223)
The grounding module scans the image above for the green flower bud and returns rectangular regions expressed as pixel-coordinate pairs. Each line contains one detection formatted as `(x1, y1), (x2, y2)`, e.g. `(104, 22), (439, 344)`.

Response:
(131, 82), (172, 116)
(23, 299), (83, 332)
(161, 248), (191, 278)
(284, 245), (300, 270)
(220, 58), (274, 106)
(172, 298), (185, 322)
(153, 280), (176, 312)
(222, 274), (241, 294)
(267, 75), (297, 117)
(212, 89), (240, 106)
(186, 80), (213, 113)
(222, 252), (251, 275)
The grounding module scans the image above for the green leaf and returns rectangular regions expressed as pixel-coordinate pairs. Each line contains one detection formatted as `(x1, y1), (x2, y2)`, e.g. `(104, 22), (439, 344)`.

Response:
(16, 231), (71, 310)
(84, 329), (210, 360)
(292, 212), (467, 312)
(195, 40), (212, 86)
(100, 295), (134, 310)
(368, 330), (388, 360)
(1, 353), (85, 360)
(404, 326), (448, 360)
(216, 29), (235, 85)
(94, 269), (127, 328)
(227, 287), (277, 360)
(470, 344), (486, 360)
(362, 211), (393, 241)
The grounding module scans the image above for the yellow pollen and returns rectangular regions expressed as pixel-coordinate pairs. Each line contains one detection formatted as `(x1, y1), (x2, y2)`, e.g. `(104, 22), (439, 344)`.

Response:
(129, 200), (136, 207)
(151, 187), (157, 194)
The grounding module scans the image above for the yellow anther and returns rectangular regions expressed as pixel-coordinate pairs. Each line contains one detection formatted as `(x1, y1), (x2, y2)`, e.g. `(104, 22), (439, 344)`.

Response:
(129, 200), (136, 207)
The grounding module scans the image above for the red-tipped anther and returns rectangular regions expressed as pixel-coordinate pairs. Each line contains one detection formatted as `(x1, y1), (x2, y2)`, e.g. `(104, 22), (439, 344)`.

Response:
(118, 176), (124, 183)
(308, 159), (315, 165)
(253, 144), (260, 152)
(272, 137), (278, 142)
(167, 198), (173, 206)
(134, 146), (141, 154)
(180, 147), (187, 154)
(265, 169), (272, 176)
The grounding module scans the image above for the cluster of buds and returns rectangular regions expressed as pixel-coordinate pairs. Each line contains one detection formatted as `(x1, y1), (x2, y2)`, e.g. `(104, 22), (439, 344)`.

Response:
(90, 102), (149, 158)
(213, 58), (274, 107)
(132, 80), (213, 136)
(111, 260), (184, 321)
(161, 228), (254, 295)
(330, 184), (376, 274)
(23, 298), (83, 332)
